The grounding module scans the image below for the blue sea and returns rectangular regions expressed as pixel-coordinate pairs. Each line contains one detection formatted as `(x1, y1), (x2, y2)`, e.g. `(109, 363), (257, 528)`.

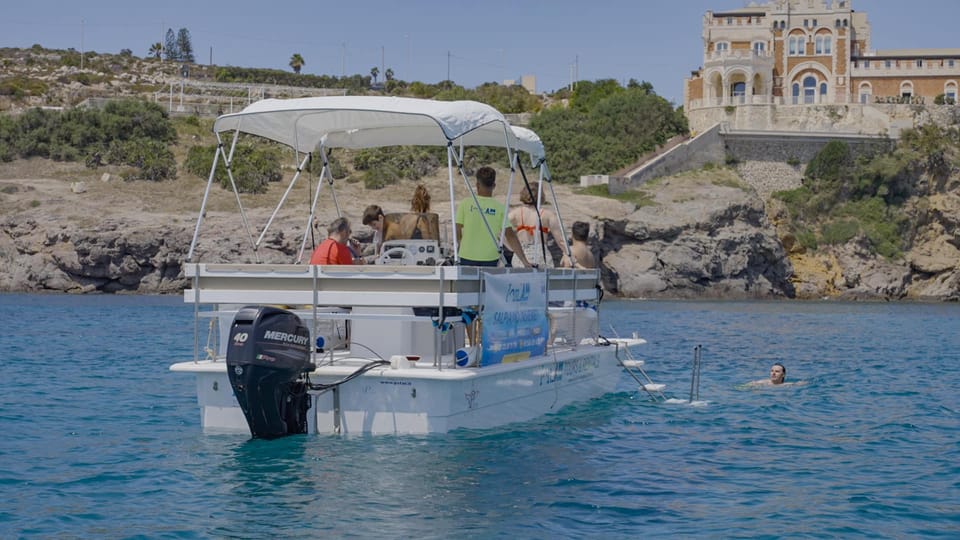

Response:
(1, 294), (958, 538)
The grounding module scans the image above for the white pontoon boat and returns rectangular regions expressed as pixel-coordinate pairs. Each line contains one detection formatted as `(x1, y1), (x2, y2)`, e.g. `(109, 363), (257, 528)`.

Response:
(170, 96), (657, 437)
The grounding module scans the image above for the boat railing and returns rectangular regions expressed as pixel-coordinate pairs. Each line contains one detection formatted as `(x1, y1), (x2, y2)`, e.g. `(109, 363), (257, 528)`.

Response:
(185, 263), (603, 366)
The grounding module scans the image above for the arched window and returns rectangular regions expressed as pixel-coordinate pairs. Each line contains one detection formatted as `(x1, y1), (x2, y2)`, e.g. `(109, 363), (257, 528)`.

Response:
(820, 82), (828, 103)
(789, 36), (804, 56)
(900, 81), (914, 98)
(804, 76), (817, 104)
(835, 19), (841, 28)
(732, 82), (746, 102)
(815, 35), (832, 55)
(780, 21), (786, 30)
(843, 19), (848, 27)
(945, 81), (957, 104)
(859, 82), (872, 104)
(792, 83), (801, 105)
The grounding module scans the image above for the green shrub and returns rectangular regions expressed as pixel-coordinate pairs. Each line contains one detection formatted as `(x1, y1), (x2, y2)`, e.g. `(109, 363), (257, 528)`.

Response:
(0, 77), (49, 98)
(820, 219), (859, 245)
(185, 143), (282, 193)
(529, 82), (687, 183)
(805, 141), (851, 187)
(0, 99), (177, 180)
(363, 165), (400, 190)
(315, 152), (348, 180)
(796, 229), (818, 250)
(352, 146), (444, 181)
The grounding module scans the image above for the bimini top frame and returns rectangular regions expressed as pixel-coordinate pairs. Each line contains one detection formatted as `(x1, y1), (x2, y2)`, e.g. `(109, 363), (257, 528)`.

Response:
(212, 96), (545, 158)
(188, 96), (567, 265)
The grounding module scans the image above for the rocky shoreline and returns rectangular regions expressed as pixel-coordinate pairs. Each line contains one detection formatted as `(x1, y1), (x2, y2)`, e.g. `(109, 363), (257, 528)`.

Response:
(1, 159), (958, 301)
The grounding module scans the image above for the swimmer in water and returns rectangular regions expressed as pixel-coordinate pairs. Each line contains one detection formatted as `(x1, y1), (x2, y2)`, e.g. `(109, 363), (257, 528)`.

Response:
(745, 363), (798, 387)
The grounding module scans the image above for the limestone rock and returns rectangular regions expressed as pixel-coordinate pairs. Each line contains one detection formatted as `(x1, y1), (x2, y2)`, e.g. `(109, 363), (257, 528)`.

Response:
(599, 175), (795, 299)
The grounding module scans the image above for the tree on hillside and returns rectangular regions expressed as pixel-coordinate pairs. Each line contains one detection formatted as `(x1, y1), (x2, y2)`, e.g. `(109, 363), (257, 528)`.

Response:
(163, 29), (179, 61)
(529, 81), (688, 183)
(370, 66), (380, 84)
(176, 28), (195, 63)
(289, 53), (305, 74)
(384, 68), (394, 82)
(148, 42), (162, 60)
(627, 79), (655, 94)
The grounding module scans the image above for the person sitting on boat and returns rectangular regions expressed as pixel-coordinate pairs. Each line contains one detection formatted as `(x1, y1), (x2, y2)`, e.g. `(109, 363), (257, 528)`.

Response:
(383, 184), (440, 243)
(561, 221), (597, 269)
(361, 204), (385, 257)
(455, 166), (531, 267)
(411, 183), (431, 214)
(309, 217), (360, 265)
(508, 182), (565, 268)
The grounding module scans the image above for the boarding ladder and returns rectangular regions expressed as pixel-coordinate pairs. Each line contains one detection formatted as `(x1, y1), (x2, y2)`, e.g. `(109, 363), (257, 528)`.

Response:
(608, 327), (666, 402)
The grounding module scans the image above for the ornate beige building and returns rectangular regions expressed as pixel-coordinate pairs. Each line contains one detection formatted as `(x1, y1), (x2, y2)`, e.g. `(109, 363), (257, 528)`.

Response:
(684, 0), (960, 133)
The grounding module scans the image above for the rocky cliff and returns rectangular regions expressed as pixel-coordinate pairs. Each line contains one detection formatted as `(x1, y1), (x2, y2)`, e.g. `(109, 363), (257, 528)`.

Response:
(1, 157), (958, 301)
(597, 171), (794, 299)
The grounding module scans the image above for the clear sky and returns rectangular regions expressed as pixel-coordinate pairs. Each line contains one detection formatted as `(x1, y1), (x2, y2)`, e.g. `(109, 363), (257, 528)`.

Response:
(2, 0), (959, 105)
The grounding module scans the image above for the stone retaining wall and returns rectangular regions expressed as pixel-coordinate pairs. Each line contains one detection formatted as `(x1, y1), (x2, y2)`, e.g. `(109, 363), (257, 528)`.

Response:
(609, 123), (725, 194)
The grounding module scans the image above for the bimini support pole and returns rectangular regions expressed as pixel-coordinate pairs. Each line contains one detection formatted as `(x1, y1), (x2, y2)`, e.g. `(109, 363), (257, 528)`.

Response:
(447, 142), (459, 263)
(258, 151), (312, 250)
(541, 162), (572, 264)
(515, 158), (549, 268)
(452, 140), (503, 266)
(187, 131), (225, 261)
(497, 132), (518, 261)
(297, 146), (335, 264)
(220, 127), (260, 263)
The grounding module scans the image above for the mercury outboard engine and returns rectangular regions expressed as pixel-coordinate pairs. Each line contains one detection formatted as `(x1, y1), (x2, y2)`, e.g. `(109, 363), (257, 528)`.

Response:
(226, 306), (314, 439)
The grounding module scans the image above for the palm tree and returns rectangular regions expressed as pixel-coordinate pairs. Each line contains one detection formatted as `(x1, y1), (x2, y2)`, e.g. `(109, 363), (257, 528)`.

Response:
(384, 68), (394, 81)
(289, 53), (305, 74)
(370, 66), (379, 84)
(148, 42), (162, 60)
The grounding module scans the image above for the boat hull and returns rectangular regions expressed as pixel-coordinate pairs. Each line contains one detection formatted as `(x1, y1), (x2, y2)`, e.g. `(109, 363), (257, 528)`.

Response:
(171, 343), (629, 435)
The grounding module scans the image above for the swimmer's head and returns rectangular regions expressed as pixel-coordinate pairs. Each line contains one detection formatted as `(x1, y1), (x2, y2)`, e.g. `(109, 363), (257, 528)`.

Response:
(770, 363), (786, 385)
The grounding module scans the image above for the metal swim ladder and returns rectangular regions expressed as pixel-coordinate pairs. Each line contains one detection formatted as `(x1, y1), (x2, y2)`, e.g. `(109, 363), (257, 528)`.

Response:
(608, 327), (665, 402)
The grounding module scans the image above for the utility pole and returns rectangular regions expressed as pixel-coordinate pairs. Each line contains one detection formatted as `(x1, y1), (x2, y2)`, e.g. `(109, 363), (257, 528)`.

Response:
(381, 45), (385, 79)
(447, 50), (451, 82)
(209, 46), (213, 66)
(160, 21), (164, 62)
(340, 42), (346, 78)
(575, 54), (579, 88)
(80, 18), (84, 70)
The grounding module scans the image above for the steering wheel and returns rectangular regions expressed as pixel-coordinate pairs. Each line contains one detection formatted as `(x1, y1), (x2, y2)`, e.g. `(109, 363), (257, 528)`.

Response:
(377, 246), (417, 266)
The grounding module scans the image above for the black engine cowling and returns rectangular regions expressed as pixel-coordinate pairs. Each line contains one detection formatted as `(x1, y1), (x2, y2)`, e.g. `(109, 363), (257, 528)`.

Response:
(226, 306), (314, 439)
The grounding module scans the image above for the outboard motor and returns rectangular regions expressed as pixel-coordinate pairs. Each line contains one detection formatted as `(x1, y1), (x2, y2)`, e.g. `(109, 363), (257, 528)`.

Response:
(226, 306), (314, 439)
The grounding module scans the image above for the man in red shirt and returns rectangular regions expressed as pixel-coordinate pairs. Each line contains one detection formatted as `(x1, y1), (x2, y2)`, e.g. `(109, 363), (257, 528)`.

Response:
(309, 217), (359, 265)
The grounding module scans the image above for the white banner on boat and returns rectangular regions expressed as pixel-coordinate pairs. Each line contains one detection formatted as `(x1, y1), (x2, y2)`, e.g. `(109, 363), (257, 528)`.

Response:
(480, 272), (549, 366)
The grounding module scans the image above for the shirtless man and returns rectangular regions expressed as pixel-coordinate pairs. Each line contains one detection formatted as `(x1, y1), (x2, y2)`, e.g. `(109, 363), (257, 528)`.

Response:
(748, 363), (787, 386)
(562, 221), (596, 269)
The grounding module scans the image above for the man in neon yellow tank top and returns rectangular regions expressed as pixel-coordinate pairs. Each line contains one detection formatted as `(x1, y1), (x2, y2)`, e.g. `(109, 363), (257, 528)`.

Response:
(455, 166), (531, 267)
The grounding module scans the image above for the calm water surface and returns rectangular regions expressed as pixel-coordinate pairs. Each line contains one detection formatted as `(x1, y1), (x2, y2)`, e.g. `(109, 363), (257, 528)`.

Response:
(0, 294), (957, 538)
